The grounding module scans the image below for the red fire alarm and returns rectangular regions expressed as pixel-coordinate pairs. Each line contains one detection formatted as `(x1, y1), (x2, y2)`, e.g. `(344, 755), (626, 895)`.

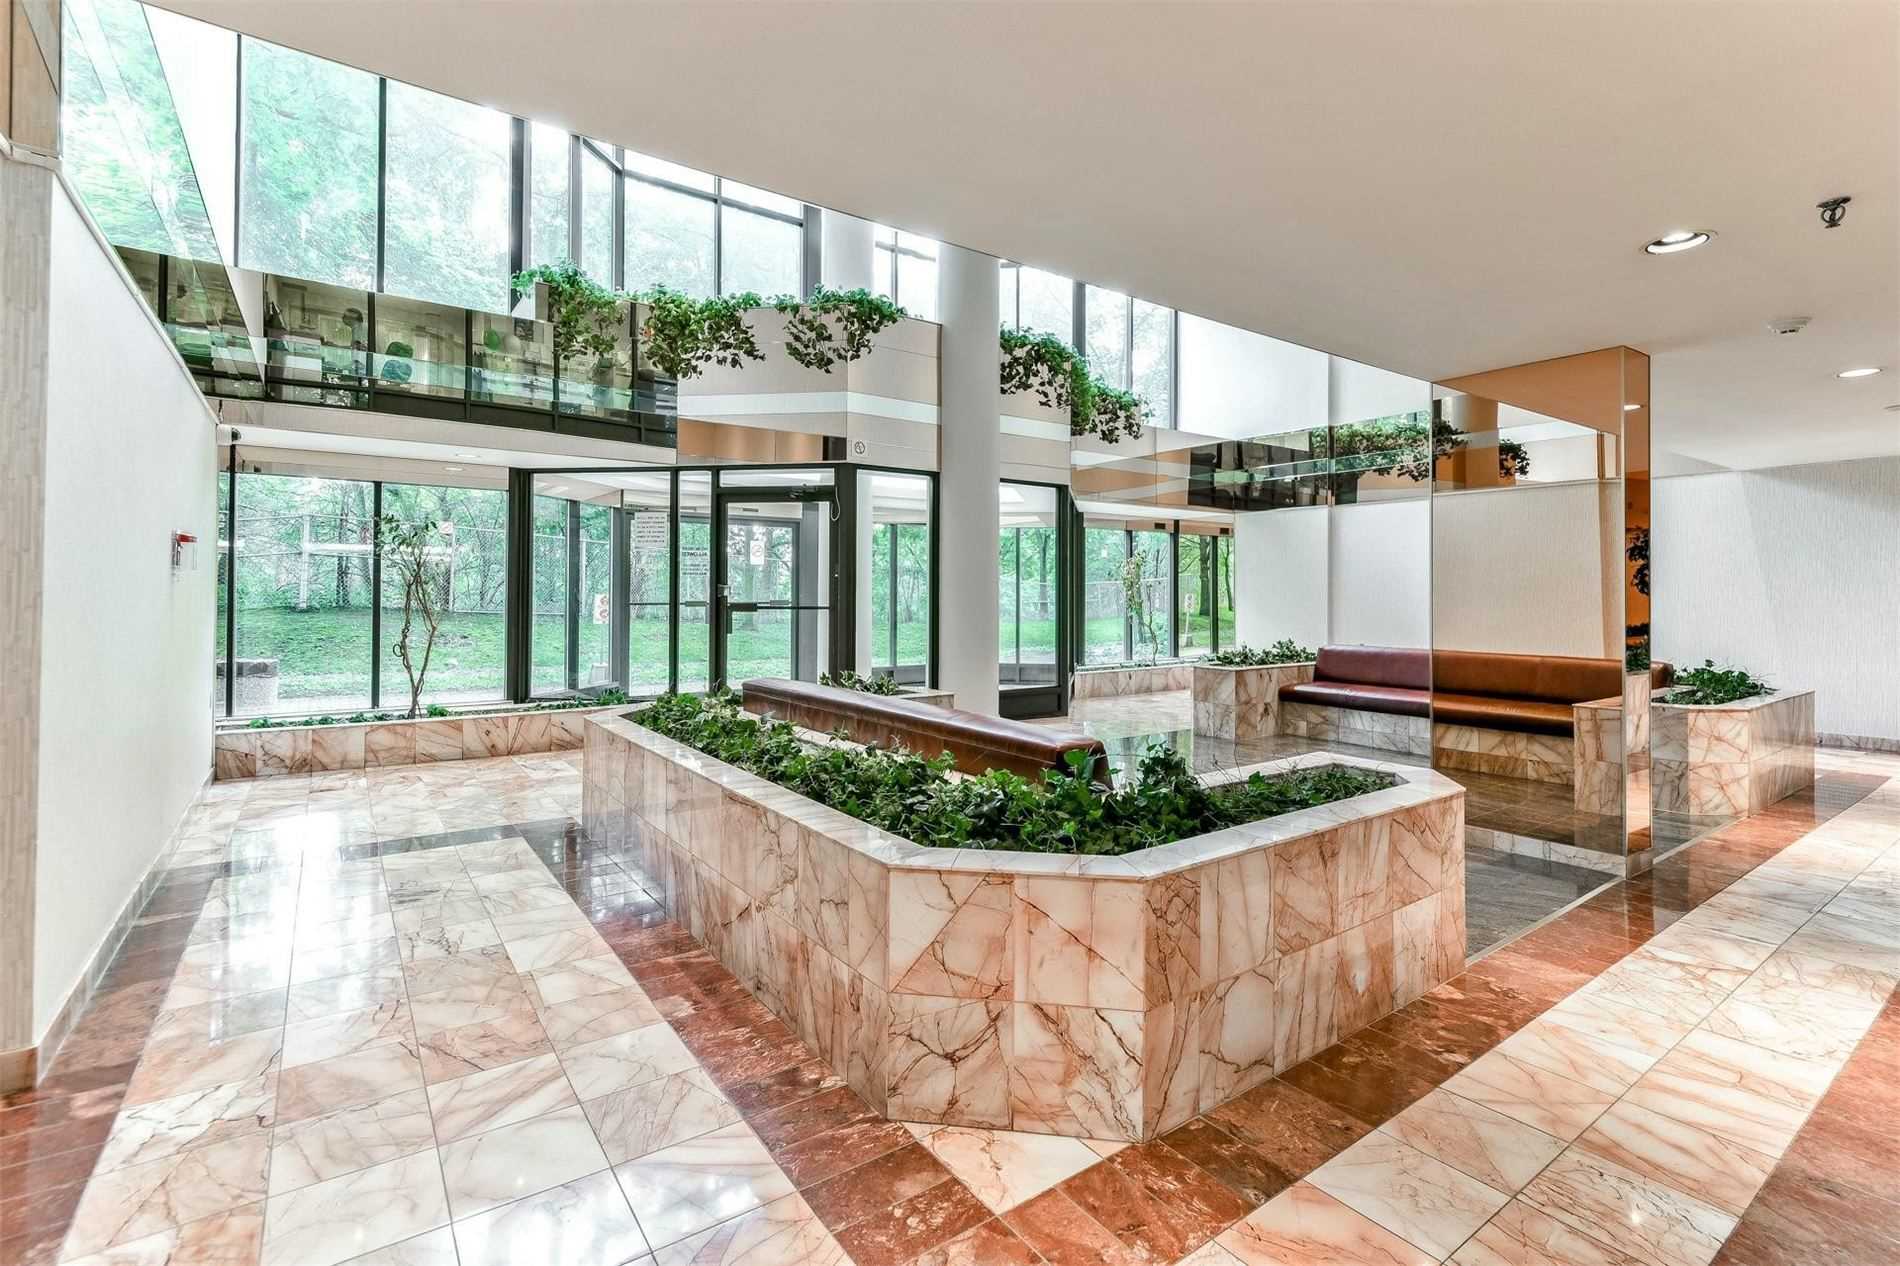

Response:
(172, 531), (200, 573)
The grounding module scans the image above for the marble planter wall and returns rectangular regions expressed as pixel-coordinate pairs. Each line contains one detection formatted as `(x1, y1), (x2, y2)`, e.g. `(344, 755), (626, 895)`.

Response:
(1432, 722), (1574, 785)
(1653, 689), (1816, 817)
(213, 706), (608, 780)
(1070, 662), (1196, 699)
(1191, 663), (1315, 741)
(1278, 701), (1432, 758)
(1571, 698), (1624, 814)
(583, 713), (1467, 1141)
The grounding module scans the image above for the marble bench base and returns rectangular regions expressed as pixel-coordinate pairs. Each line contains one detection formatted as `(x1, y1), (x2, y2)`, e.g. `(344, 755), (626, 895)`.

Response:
(1276, 700), (1432, 758)
(1654, 690), (1816, 817)
(1432, 722), (1573, 785)
(584, 714), (1467, 1141)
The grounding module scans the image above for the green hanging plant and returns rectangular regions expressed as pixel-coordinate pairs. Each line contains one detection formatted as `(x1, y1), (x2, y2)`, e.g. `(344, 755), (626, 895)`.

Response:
(632, 285), (766, 379)
(772, 286), (908, 373)
(999, 327), (1147, 443)
(511, 261), (627, 369)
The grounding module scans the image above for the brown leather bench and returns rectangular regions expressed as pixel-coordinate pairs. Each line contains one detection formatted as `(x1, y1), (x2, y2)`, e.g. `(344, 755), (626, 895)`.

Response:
(1279, 646), (1673, 737)
(740, 678), (1111, 784)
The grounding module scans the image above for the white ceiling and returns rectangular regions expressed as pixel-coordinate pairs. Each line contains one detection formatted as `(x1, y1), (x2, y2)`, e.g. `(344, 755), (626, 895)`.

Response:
(158, 0), (1900, 471)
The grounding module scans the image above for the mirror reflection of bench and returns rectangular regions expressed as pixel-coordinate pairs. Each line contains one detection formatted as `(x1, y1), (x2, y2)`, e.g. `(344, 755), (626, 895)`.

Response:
(740, 678), (1112, 785)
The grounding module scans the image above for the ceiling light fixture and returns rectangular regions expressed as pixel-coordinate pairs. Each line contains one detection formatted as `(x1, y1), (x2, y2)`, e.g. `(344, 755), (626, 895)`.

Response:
(1644, 230), (1713, 255)
(444, 465), (464, 472)
(1622, 403), (1642, 412)
(1837, 367), (1882, 379)
(456, 452), (480, 459)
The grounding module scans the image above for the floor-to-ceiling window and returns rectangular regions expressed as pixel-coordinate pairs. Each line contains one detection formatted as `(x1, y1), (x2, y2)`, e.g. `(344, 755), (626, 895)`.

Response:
(1082, 524), (1129, 665)
(1215, 533), (1236, 649)
(1130, 528), (1174, 660)
(1178, 533), (1213, 657)
(676, 474), (714, 693)
(527, 123), (571, 271)
(378, 482), (509, 707)
(865, 472), (933, 682)
(625, 473), (673, 696)
(230, 472), (376, 715)
(237, 38), (379, 290)
(623, 151), (716, 297)
(381, 82), (512, 312)
(999, 483), (1059, 685)
(529, 488), (572, 696)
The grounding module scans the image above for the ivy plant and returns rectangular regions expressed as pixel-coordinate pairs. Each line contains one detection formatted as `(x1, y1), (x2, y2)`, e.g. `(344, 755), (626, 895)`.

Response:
(511, 261), (627, 369)
(999, 326), (1148, 443)
(819, 669), (904, 696)
(1208, 639), (1315, 667)
(774, 287), (907, 373)
(1662, 660), (1772, 707)
(631, 285), (766, 379)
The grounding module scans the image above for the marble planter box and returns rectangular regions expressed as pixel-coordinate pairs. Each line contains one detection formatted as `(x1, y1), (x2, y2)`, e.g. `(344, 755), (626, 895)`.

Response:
(1070, 662), (1196, 699)
(583, 713), (1466, 1141)
(1653, 689), (1815, 817)
(1191, 662), (1315, 741)
(898, 688), (955, 709)
(1278, 700), (1432, 757)
(214, 705), (612, 780)
(1433, 722), (1574, 785)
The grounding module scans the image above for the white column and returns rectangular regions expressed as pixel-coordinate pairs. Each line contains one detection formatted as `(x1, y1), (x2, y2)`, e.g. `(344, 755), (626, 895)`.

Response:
(937, 244), (1001, 714)
(820, 209), (876, 292)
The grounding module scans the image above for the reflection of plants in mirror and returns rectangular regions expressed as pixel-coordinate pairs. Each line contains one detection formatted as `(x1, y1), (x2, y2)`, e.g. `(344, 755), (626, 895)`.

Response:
(999, 327), (1148, 443)
(819, 669), (904, 696)
(512, 261), (626, 369)
(634, 285), (765, 379)
(1209, 639), (1315, 666)
(632, 692), (1397, 855)
(1625, 639), (1650, 673)
(379, 515), (452, 719)
(1120, 552), (1161, 664)
(1663, 659), (1771, 706)
(774, 287), (906, 372)
(1626, 526), (1651, 596)
(1318, 415), (1533, 481)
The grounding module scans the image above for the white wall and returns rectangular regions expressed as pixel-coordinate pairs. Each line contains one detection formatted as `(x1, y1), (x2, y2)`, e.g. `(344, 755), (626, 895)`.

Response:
(1234, 505), (1328, 649)
(1177, 315), (1327, 440)
(1654, 458), (1900, 742)
(1329, 499), (1429, 647)
(33, 186), (216, 1036)
(1329, 357), (1429, 424)
(1431, 481), (1616, 658)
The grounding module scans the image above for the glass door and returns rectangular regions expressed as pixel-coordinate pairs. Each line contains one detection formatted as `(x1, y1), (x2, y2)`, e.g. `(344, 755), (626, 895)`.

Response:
(712, 485), (837, 689)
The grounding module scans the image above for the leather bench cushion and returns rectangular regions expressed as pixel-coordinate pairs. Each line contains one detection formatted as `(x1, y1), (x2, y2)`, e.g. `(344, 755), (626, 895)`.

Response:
(1433, 650), (1623, 706)
(1314, 645), (1431, 691)
(1279, 681), (1430, 718)
(1430, 692), (1576, 736)
(740, 678), (1109, 782)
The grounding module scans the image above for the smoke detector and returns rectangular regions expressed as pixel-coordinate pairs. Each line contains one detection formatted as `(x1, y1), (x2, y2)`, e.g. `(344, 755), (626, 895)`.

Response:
(1766, 316), (1811, 336)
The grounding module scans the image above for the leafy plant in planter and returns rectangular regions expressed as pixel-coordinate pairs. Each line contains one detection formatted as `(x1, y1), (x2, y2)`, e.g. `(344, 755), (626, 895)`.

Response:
(378, 515), (452, 719)
(1663, 659), (1771, 706)
(511, 262), (628, 370)
(633, 285), (765, 379)
(819, 669), (904, 696)
(1318, 416), (1532, 482)
(999, 327), (1148, 443)
(633, 691), (1396, 855)
(1208, 639), (1315, 667)
(773, 287), (906, 373)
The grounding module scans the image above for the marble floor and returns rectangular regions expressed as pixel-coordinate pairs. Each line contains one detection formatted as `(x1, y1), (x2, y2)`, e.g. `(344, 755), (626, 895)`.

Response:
(5, 742), (1900, 1265)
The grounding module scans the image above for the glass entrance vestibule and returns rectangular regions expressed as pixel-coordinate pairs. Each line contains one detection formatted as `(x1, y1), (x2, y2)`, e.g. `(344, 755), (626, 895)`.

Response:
(517, 464), (937, 700)
(214, 454), (937, 719)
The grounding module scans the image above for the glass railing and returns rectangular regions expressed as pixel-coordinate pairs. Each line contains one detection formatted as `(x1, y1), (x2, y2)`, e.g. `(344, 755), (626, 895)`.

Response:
(119, 247), (677, 446)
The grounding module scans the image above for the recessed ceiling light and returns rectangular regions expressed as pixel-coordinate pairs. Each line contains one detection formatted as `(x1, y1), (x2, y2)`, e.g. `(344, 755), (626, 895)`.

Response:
(1837, 367), (1882, 379)
(455, 452), (480, 459)
(1644, 230), (1713, 255)
(1622, 403), (1642, 412)
(444, 465), (464, 472)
